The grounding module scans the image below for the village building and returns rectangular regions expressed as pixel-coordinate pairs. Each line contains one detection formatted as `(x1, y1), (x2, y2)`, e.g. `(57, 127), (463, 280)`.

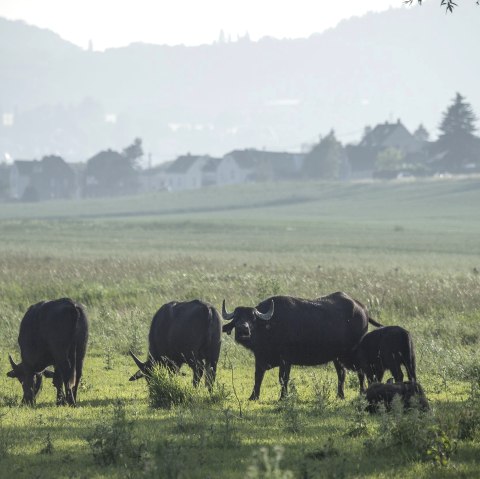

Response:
(9, 156), (75, 200)
(217, 149), (304, 186)
(346, 120), (425, 178)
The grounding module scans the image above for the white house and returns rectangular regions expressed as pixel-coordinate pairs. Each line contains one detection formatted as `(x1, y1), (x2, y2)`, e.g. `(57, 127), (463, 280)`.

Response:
(164, 155), (207, 191)
(216, 150), (257, 186)
(201, 157), (222, 187)
(217, 149), (304, 186)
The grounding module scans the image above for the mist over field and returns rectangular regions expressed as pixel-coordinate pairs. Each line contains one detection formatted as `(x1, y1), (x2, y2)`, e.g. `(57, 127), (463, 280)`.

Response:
(0, 2), (480, 478)
(0, 2), (479, 162)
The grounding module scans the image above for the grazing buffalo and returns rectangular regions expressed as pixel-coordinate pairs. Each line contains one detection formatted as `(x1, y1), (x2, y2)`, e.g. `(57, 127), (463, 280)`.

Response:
(222, 292), (382, 401)
(335, 326), (416, 392)
(7, 298), (89, 406)
(129, 300), (222, 390)
(365, 381), (429, 413)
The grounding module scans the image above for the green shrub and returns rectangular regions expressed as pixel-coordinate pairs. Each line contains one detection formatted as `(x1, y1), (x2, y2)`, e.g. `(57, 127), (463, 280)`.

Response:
(146, 439), (186, 479)
(39, 433), (54, 455)
(86, 401), (144, 466)
(366, 396), (455, 465)
(148, 365), (195, 409)
(310, 372), (335, 414)
(277, 382), (303, 434)
(457, 378), (480, 440)
(346, 396), (369, 438)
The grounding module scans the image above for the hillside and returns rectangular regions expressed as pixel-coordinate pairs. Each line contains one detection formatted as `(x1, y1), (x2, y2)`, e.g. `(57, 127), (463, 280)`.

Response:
(0, 4), (479, 161)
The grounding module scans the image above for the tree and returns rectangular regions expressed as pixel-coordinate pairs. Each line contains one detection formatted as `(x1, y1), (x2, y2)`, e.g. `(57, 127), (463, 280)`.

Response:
(303, 130), (345, 179)
(122, 137), (143, 168)
(406, 1), (479, 12)
(434, 93), (480, 172)
(85, 149), (139, 197)
(413, 124), (430, 143)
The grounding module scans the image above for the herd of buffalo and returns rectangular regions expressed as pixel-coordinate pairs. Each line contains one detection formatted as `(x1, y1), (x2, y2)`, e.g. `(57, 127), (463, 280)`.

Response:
(6, 292), (429, 412)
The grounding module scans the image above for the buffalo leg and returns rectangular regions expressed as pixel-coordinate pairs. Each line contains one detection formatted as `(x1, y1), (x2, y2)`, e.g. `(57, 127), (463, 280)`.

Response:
(333, 360), (346, 399)
(57, 360), (75, 406)
(371, 368), (385, 384)
(73, 365), (82, 403)
(358, 371), (366, 394)
(53, 370), (66, 406)
(193, 363), (204, 388)
(279, 362), (291, 400)
(390, 363), (404, 383)
(205, 361), (217, 392)
(73, 342), (86, 403)
(249, 363), (266, 400)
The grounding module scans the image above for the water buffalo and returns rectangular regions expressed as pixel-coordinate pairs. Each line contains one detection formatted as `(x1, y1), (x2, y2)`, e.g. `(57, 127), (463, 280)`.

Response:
(222, 292), (382, 400)
(7, 298), (89, 406)
(336, 326), (416, 392)
(365, 381), (429, 413)
(129, 300), (222, 390)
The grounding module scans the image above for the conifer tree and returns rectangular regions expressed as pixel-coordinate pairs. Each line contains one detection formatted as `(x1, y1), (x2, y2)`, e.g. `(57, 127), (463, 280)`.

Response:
(435, 93), (479, 172)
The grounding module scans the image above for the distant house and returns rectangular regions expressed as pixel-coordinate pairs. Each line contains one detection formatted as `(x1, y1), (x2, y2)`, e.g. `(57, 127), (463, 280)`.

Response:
(0, 162), (10, 199)
(201, 157), (222, 187)
(164, 154), (207, 191)
(9, 156), (75, 200)
(217, 149), (304, 186)
(139, 161), (173, 192)
(347, 120), (424, 178)
(217, 151), (255, 186)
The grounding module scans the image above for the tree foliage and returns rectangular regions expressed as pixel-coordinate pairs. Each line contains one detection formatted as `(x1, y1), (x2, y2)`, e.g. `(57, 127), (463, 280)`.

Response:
(376, 147), (405, 172)
(406, 0), (479, 12)
(122, 137), (143, 168)
(303, 130), (345, 179)
(85, 142), (141, 197)
(434, 93), (480, 172)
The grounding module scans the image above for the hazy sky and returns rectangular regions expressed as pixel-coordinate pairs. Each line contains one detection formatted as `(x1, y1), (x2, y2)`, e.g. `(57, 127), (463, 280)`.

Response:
(0, 0), (404, 50)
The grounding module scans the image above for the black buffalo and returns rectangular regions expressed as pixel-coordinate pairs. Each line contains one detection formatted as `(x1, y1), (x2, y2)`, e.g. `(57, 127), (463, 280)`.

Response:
(129, 300), (222, 390)
(7, 298), (89, 406)
(335, 325), (417, 393)
(222, 292), (382, 400)
(365, 381), (429, 413)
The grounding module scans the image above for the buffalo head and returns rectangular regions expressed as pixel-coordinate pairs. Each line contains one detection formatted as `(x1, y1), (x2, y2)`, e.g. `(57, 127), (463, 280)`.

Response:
(128, 351), (183, 382)
(128, 351), (156, 381)
(221, 299), (274, 346)
(6, 354), (54, 405)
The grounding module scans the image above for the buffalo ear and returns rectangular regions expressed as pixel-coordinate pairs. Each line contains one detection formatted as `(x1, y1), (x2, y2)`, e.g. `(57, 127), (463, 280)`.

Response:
(129, 370), (145, 381)
(43, 369), (55, 379)
(6, 370), (17, 378)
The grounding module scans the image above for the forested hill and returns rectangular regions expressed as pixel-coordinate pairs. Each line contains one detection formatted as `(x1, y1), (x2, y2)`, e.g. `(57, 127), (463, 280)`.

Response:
(0, 3), (479, 159)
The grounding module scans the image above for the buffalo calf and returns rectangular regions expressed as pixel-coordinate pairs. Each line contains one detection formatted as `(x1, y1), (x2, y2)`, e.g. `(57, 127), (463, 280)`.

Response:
(7, 298), (89, 406)
(337, 325), (416, 393)
(365, 381), (429, 413)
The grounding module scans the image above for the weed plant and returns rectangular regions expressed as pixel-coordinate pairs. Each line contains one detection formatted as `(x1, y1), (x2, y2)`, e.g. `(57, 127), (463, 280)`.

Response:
(148, 366), (196, 409)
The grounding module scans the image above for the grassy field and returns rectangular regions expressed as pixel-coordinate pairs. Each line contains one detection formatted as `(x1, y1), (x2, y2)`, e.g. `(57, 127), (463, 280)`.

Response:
(0, 177), (479, 478)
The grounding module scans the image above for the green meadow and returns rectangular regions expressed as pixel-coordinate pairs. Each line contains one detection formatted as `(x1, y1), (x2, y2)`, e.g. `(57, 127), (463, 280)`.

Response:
(0, 177), (479, 478)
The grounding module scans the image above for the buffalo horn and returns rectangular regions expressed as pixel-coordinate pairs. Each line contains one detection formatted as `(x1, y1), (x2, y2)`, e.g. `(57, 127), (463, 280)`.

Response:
(129, 350), (145, 370)
(254, 300), (274, 321)
(8, 354), (18, 370)
(222, 300), (235, 320)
